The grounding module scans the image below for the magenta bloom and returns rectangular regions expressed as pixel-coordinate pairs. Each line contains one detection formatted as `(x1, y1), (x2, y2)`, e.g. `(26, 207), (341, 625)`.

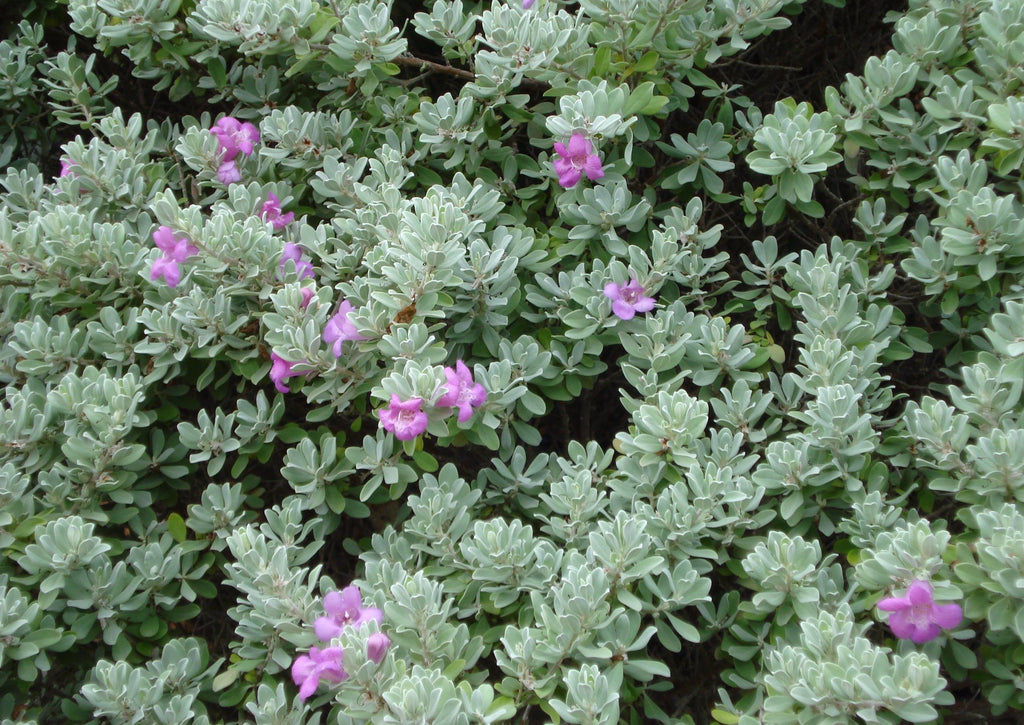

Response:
(262, 193), (295, 230)
(150, 226), (198, 288)
(291, 646), (346, 701)
(300, 287), (315, 309)
(217, 160), (241, 185)
(877, 579), (963, 644)
(314, 586), (383, 641)
(603, 279), (656, 320)
(367, 632), (391, 664)
(269, 353), (306, 394)
(59, 159), (76, 178)
(279, 243), (314, 280)
(437, 360), (487, 423)
(522, 0), (536, 7)
(210, 116), (259, 162)
(553, 133), (604, 188)
(323, 300), (366, 357)
(378, 394), (429, 441)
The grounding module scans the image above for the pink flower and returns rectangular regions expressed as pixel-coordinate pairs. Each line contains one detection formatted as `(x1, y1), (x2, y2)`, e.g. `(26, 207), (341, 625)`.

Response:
(262, 192), (295, 230)
(217, 160), (241, 185)
(314, 586), (383, 641)
(367, 632), (391, 664)
(59, 159), (76, 178)
(270, 353), (306, 393)
(877, 579), (963, 644)
(603, 279), (656, 320)
(150, 255), (183, 288)
(279, 243), (314, 280)
(300, 287), (315, 309)
(553, 133), (604, 188)
(522, 0), (536, 7)
(150, 226), (198, 288)
(291, 646), (346, 701)
(437, 360), (487, 423)
(378, 394), (429, 441)
(210, 116), (259, 162)
(323, 300), (366, 357)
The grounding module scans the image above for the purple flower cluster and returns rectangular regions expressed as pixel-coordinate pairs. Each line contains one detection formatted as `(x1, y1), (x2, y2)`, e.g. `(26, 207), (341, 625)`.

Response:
(378, 360), (487, 441)
(210, 116), (259, 184)
(150, 226), (199, 289)
(291, 585), (391, 701)
(876, 579), (962, 643)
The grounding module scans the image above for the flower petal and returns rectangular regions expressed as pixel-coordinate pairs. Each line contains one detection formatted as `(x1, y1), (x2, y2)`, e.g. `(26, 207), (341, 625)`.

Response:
(886, 610), (916, 639)
(931, 602), (963, 629)
(876, 596), (911, 612)
(909, 622), (940, 644)
(906, 580), (934, 606)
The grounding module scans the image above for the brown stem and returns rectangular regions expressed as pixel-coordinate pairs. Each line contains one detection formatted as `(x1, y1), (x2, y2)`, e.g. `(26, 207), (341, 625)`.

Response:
(393, 54), (476, 81)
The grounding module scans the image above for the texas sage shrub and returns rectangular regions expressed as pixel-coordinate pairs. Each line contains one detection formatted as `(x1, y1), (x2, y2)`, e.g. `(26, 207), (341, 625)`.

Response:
(1, 0), (1023, 723)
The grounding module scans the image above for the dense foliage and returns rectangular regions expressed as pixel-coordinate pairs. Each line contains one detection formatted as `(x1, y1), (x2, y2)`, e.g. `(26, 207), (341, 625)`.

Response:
(2, 0), (1024, 723)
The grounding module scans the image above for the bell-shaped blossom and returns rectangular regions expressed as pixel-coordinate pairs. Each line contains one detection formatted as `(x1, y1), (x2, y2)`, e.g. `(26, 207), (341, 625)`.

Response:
(437, 360), (487, 423)
(262, 192), (295, 230)
(291, 646), (346, 701)
(323, 300), (366, 357)
(217, 160), (241, 185)
(211, 116), (259, 162)
(314, 586), (383, 642)
(603, 279), (656, 320)
(270, 353), (306, 393)
(877, 579), (963, 644)
(378, 394), (429, 441)
(150, 255), (183, 288)
(366, 632), (391, 664)
(553, 133), (604, 188)
(150, 226), (198, 288)
(279, 242), (314, 280)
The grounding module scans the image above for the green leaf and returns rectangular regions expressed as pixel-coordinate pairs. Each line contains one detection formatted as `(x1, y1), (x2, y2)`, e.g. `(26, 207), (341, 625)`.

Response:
(212, 668), (239, 692)
(167, 512), (187, 543)
(711, 708), (740, 724)
(633, 51), (660, 74)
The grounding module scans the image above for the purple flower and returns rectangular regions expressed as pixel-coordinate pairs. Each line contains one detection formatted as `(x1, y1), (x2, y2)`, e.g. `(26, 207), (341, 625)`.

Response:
(522, 0), (536, 7)
(300, 287), (314, 309)
(378, 394), (429, 441)
(279, 243), (314, 280)
(437, 360), (487, 423)
(877, 579), (963, 644)
(150, 255), (183, 288)
(217, 160), (241, 185)
(553, 133), (604, 188)
(262, 192), (295, 230)
(59, 159), (76, 178)
(291, 645), (346, 701)
(270, 353), (306, 394)
(211, 116), (259, 162)
(323, 300), (366, 357)
(152, 225), (198, 257)
(367, 632), (391, 664)
(150, 226), (198, 288)
(314, 586), (383, 641)
(603, 279), (656, 320)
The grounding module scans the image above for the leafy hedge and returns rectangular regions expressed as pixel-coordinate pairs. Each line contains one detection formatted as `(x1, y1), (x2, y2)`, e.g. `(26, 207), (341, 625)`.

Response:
(2, 0), (1024, 723)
